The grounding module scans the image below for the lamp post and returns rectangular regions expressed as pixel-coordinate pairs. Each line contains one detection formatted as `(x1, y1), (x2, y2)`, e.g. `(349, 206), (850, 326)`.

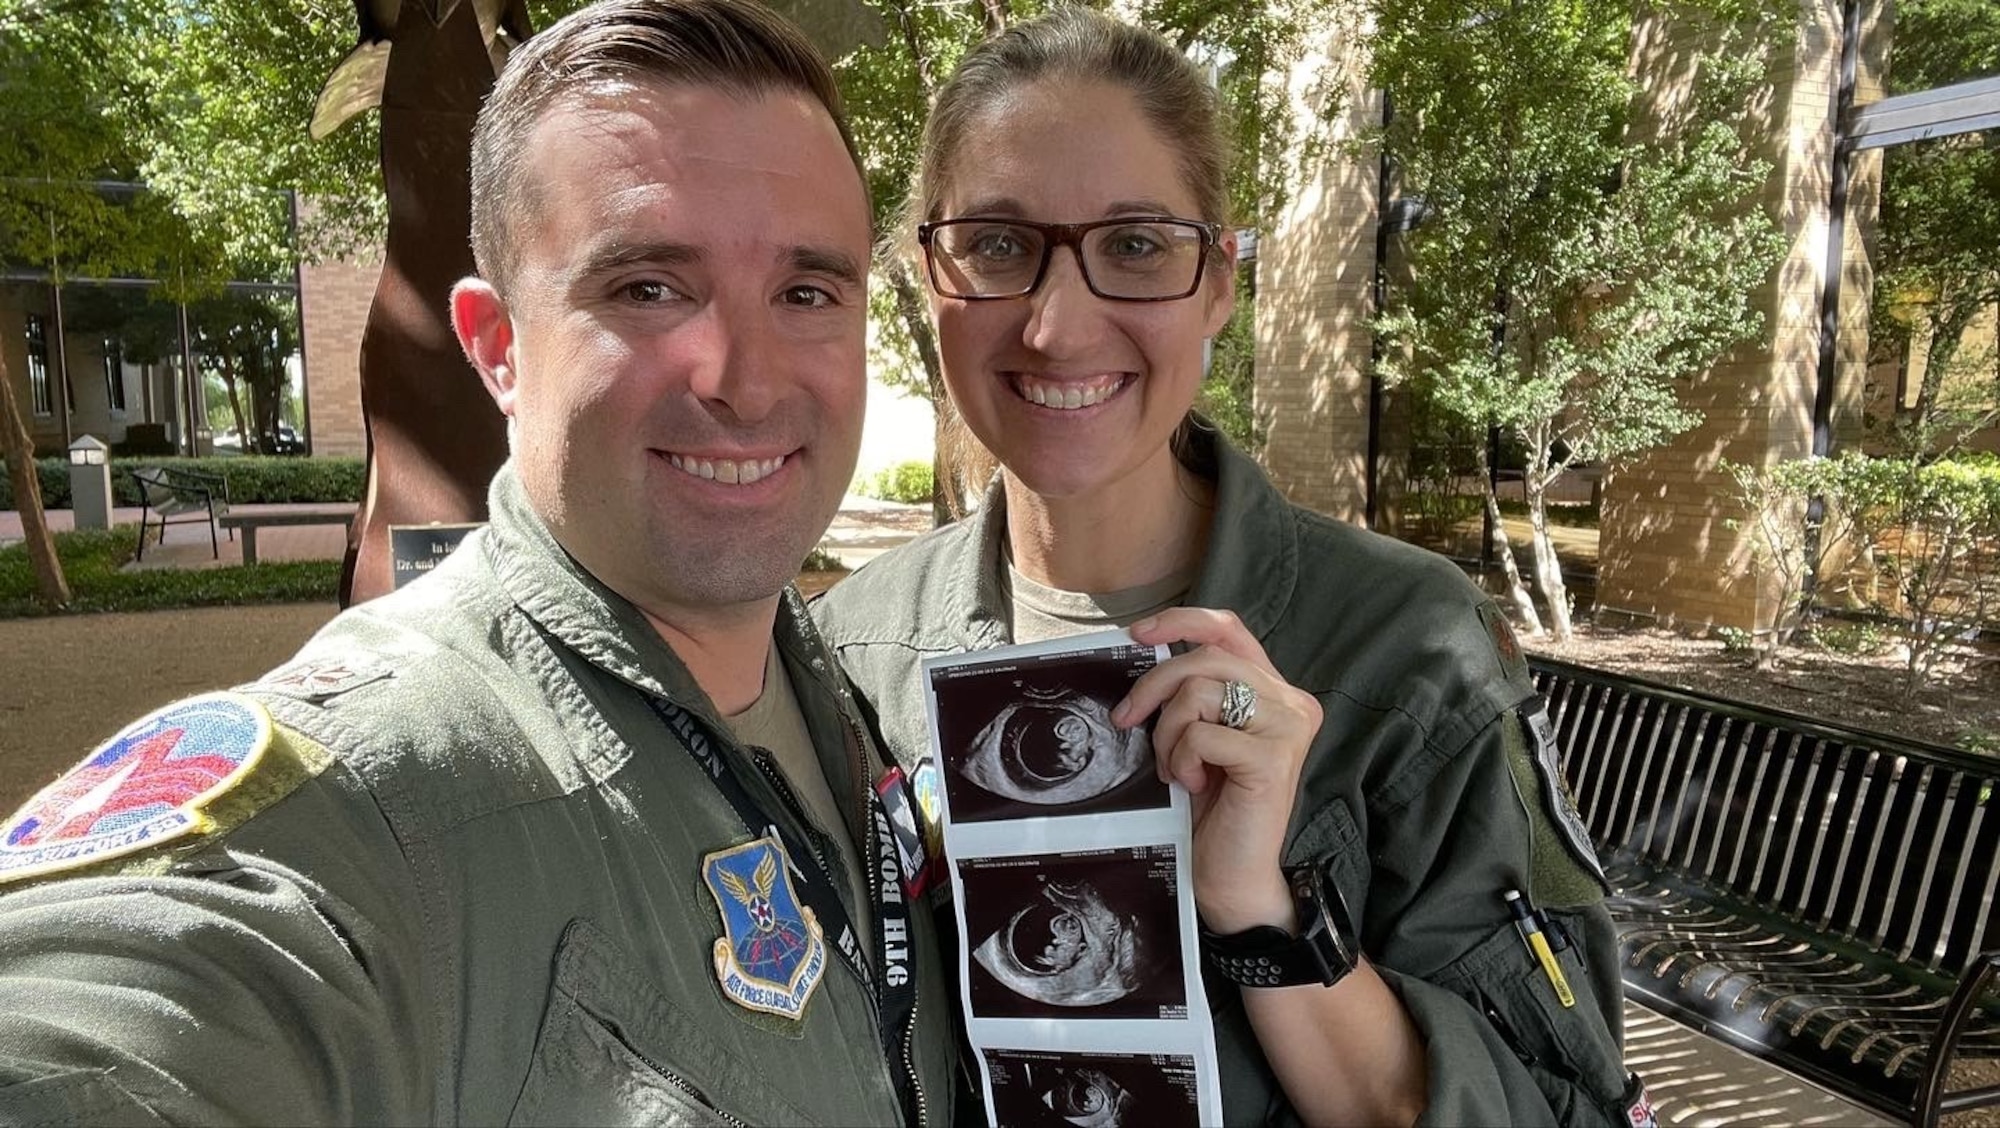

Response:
(66, 435), (111, 530)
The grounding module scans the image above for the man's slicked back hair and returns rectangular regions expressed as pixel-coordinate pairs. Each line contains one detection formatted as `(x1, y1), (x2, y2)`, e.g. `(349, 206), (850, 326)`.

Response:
(469, 0), (865, 296)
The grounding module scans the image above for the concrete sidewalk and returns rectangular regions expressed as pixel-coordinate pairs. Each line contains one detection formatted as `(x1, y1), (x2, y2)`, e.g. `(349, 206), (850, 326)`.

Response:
(2, 497), (935, 572)
(0, 505), (350, 569)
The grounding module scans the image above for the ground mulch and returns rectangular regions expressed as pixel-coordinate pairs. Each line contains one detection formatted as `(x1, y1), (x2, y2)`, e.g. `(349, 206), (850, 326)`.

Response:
(1525, 620), (2000, 754)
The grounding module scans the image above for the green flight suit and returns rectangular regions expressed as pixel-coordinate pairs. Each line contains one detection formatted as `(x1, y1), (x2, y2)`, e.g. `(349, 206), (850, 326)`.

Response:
(813, 423), (1638, 1127)
(0, 464), (956, 1127)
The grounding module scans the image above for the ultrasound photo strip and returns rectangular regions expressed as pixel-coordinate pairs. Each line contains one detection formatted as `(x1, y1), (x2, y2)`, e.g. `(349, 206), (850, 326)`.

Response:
(926, 641), (1173, 828)
(982, 1048), (1202, 1128)
(921, 631), (1224, 1126)
(958, 848), (1187, 1021)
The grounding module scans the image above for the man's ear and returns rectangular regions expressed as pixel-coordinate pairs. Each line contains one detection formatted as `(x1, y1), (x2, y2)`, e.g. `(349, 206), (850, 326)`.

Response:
(1202, 228), (1239, 339)
(451, 277), (520, 416)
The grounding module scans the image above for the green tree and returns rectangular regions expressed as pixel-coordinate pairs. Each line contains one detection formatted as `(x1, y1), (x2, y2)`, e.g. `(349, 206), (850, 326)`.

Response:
(129, 0), (380, 267)
(1368, 0), (1786, 640)
(0, 0), (164, 605)
(189, 291), (300, 454)
(1867, 0), (2000, 451)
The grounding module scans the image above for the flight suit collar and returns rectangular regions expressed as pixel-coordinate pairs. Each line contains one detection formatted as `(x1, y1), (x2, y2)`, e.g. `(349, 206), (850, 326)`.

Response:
(940, 476), (1015, 652)
(480, 462), (729, 730)
(1184, 421), (1301, 644)
(480, 462), (867, 820)
(944, 421), (1301, 646)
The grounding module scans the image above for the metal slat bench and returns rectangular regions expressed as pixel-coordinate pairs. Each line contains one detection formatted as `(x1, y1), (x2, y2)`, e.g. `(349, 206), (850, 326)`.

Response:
(1529, 656), (2000, 1126)
(128, 466), (230, 562)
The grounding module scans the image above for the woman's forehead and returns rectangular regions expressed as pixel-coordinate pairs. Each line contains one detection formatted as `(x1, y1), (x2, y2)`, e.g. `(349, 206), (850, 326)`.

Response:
(941, 79), (1195, 218)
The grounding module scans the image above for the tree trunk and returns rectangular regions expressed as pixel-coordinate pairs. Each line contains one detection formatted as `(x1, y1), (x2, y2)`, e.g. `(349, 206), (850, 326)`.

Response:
(976, 0), (1009, 37)
(887, 0), (936, 93)
(1525, 484), (1572, 641)
(1909, 292), (1978, 442)
(219, 352), (251, 453)
(248, 349), (281, 452)
(0, 351), (70, 609)
(888, 260), (959, 527)
(1477, 445), (1542, 635)
(1523, 420), (1572, 641)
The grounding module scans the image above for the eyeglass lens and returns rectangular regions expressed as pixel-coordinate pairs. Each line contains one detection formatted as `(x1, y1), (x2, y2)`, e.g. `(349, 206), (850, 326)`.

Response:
(929, 220), (1207, 299)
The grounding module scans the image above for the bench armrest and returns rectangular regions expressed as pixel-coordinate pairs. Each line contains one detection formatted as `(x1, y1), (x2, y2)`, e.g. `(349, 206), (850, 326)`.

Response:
(1916, 949), (2000, 1128)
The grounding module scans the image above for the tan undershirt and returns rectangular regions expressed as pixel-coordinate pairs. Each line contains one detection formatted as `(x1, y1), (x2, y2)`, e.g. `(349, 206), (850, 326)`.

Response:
(1006, 557), (1196, 644)
(725, 645), (871, 949)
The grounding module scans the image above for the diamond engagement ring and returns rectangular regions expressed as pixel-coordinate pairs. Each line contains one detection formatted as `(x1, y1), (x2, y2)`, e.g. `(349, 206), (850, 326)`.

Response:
(1219, 679), (1258, 730)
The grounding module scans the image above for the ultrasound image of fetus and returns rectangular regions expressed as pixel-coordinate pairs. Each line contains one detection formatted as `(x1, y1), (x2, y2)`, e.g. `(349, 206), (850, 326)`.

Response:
(973, 879), (1144, 1009)
(1038, 1068), (1133, 1128)
(984, 1048), (1201, 1128)
(960, 688), (1150, 808)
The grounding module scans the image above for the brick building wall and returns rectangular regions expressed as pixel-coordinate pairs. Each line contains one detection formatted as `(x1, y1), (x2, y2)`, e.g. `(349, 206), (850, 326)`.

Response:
(1595, 0), (1887, 632)
(299, 253), (379, 459)
(1253, 23), (1379, 525)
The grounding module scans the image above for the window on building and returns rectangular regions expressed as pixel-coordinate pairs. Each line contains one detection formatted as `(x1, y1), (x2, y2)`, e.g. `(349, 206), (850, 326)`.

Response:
(103, 337), (126, 412)
(24, 315), (50, 417)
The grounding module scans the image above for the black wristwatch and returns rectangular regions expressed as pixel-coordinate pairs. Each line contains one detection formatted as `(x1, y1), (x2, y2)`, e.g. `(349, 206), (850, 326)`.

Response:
(1200, 863), (1359, 989)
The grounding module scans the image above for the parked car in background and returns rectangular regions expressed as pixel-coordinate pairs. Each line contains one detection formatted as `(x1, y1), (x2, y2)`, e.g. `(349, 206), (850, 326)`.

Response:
(212, 424), (305, 456)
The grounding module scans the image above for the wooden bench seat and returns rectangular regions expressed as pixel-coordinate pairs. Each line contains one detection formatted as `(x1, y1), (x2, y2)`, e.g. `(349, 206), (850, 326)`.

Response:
(1530, 656), (2000, 1126)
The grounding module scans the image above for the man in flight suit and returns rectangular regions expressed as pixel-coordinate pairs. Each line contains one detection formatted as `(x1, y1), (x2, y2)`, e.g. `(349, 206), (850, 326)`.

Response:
(0, 1), (956, 1123)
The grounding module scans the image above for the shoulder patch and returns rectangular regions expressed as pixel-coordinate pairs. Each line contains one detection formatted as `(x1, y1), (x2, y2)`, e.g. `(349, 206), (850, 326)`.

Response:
(703, 836), (827, 1020)
(1, 694), (272, 884)
(253, 656), (394, 703)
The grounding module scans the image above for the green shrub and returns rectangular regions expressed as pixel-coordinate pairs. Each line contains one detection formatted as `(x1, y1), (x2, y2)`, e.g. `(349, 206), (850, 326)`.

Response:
(1808, 620), (1890, 656)
(0, 525), (340, 617)
(0, 456), (366, 509)
(800, 547), (845, 572)
(1714, 625), (1754, 654)
(1958, 726), (2000, 758)
(858, 460), (935, 505)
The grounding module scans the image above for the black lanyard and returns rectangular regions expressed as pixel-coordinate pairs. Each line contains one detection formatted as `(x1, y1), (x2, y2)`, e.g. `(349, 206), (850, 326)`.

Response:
(650, 696), (922, 1127)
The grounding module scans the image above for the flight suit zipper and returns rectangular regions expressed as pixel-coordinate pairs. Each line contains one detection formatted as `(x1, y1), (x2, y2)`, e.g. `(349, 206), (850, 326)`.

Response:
(633, 1047), (749, 1128)
(748, 748), (838, 898)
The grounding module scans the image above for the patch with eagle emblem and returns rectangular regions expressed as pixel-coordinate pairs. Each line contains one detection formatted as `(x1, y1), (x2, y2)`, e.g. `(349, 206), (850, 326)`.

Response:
(702, 836), (826, 1020)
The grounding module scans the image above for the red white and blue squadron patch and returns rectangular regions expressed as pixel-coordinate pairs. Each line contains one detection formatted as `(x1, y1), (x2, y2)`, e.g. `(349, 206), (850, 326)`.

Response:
(0, 694), (271, 883)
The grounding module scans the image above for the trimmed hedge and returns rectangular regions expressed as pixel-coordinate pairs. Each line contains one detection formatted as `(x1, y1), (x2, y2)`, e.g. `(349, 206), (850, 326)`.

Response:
(0, 526), (341, 617)
(0, 456), (366, 509)
(857, 460), (936, 505)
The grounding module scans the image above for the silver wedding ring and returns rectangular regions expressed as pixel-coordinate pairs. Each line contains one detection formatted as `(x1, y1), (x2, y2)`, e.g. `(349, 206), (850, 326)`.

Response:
(1219, 679), (1258, 730)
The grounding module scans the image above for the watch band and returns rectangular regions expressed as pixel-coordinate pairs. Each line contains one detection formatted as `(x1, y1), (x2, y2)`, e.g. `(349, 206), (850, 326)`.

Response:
(1200, 865), (1359, 988)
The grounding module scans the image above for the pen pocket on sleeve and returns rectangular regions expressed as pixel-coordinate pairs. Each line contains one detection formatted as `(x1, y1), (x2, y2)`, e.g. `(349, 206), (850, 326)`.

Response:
(1439, 915), (1627, 1118)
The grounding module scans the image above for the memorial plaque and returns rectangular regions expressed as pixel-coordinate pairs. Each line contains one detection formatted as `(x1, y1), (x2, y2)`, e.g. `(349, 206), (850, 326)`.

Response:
(389, 523), (483, 589)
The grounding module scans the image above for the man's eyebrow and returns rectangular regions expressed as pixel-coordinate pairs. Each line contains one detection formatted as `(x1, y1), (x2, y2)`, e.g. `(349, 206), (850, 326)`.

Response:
(787, 246), (863, 287)
(573, 240), (704, 281)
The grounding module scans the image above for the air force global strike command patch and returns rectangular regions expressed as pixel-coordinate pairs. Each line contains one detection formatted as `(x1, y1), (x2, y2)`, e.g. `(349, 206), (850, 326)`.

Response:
(703, 837), (827, 1020)
(0, 694), (272, 884)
